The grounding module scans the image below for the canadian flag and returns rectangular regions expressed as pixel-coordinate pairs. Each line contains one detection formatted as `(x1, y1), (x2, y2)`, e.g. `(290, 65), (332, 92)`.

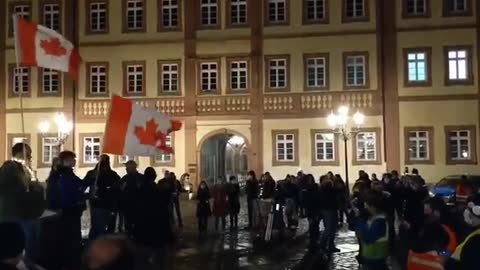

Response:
(12, 15), (81, 79)
(103, 96), (182, 156)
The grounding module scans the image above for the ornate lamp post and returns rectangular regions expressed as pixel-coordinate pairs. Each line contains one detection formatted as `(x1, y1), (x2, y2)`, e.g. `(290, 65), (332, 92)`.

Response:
(38, 112), (73, 151)
(327, 105), (365, 193)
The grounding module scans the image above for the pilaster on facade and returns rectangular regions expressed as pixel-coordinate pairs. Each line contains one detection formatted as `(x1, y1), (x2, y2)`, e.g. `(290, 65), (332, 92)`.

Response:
(0, 1), (6, 162)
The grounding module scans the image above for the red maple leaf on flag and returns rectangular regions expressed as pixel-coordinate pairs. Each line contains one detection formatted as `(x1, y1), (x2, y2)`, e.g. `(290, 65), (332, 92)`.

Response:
(40, 38), (67, 56)
(134, 119), (174, 153)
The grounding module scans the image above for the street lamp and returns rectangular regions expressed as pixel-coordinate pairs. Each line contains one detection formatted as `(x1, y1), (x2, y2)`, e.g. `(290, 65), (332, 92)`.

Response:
(327, 106), (365, 193)
(38, 112), (73, 150)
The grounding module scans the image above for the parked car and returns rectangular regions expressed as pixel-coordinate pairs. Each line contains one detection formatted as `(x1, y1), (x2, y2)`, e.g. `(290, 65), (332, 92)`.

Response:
(431, 175), (480, 206)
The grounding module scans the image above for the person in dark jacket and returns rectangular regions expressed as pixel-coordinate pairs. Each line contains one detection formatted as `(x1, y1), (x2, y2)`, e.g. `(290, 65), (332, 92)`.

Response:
(120, 161), (144, 237)
(319, 175), (340, 253)
(304, 174), (320, 251)
(84, 155), (121, 240)
(401, 176), (429, 234)
(245, 171), (259, 229)
(197, 181), (211, 234)
(225, 176), (240, 230)
(46, 151), (86, 267)
(334, 174), (348, 227)
(262, 172), (276, 199)
(170, 172), (183, 228)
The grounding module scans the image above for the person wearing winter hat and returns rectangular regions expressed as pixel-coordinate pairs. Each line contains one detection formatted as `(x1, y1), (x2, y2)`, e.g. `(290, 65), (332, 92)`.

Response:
(0, 222), (45, 270)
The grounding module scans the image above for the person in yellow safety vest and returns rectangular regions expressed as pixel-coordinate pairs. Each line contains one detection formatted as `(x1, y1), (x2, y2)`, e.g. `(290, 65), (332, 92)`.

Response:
(444, 194), (480, 270)
(355, 190), (389, 270)
(407, 197), (458, 270)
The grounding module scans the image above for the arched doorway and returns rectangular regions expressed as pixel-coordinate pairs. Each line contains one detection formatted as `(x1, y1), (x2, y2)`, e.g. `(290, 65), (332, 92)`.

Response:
(198, 130), (249, 187)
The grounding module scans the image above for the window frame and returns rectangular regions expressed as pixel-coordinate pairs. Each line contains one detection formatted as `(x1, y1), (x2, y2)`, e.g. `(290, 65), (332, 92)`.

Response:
(304, 53), (329, 91)
(444, 46), (473, 86)
(443, 0), (472, 17)
(342, 0), (369, 23)
(85, 0), (109, 35)
(403, 47), (432, 87)
(113, 155), (138, 168)
(199, 0), (220, 29)
(123, 61), (146, 97)
(352, 128), (382, 165)
(158, 0), (182, 31)
(37, 133), (59, 168)
(226, 0), (249, 28)
(39, 0), (62, 33)
(197, 58), (221, 95)
(7, 134), (31, 160)
(86, 62), (109, 97)
(310, 129), (339, 166)
(265, 55), (291, 92)
(8, 1), (32, 37)
(38, 68), (62, 97)
(343, 51), (370, 90)
(79, 133), (103, 168)
(445, 125), (477, 165)
(272, 129), (299, 166)
(227, 57), (250, 93)
(122, 0), (146, 33)
(8, 64), (31, 98)
(150, 134), (175, 167)
(158, 60), (182, 96)
(402, 0), (430, 18)
(404, 127), (434, 165)
(264, 0), (290, 26)
(303, 0), (329, 24)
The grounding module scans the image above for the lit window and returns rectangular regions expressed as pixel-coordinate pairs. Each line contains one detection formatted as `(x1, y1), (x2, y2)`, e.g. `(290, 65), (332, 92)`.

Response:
(43, 3), (60, 31)
(230, 60), (248, 90)
(315, 133), (334, 161)
(268, 58), (287, 89)
(13, 67), (29, 95)
(155, 136), (173, 163)
(201, 0), (218, 26)
(306, 57), (327, 88)
(276, 133), (295, 161)
(447, 49), (469, 81)
(230, 0), (247, 25)
(89, 65), (108, 95)
(267, 0), (287, 24)
(408, 131), (429, 160)
(126, 0), (144, 30)
(345, 0), (366, 19)
(83, 137), (101, 164)
(407, 51), (428, 82)
(305, 0), (326, 22)
(200, 62), (218, 92)
(448, 130), (471, 160)
(356, 132), (376, 161)
(41, 68), (60, 94)
(42, 137), (59, 165)
(161, 0), (179, 28)
(89, 1), (107, 32)
(406, 0), (427, 16)
(161, 63), (179, 93)
(346, 55), (366, 87)
(126, 64), (144, 94)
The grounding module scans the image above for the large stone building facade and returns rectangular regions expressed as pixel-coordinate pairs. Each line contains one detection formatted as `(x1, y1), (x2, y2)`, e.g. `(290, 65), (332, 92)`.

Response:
(1, 0), (480, 185)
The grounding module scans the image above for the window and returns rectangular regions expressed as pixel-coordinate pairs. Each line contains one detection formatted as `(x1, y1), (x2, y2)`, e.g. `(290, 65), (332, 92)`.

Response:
(266, 0), (288, 24)
(82, 136), (101, 165)
(305, 55), (328, 90)
(408, 131), (429, 160)
(344, 53), (368, 88)
(8, 134), (31, 158)
(159, 61), (180, 94)
(155, 136), (173, 162)
(87, 63), (108, 96)
(200, 0), (218, 27)
(272, 130), (299, 166)
(41, 2), (61, 32)
(10, 66), (30, 97)
(88, 1), (108, 33)
(229, 60), (248, 91)
(445, 47), (472, 85)
(315, 133), (334, 161)
(404, 0), (429, 17)
(446, 126), (477, 164)
(123, 62), (145, 96)
(266, 56), (289, 91)
(42, 137), (59, 165)
(444, 0), (471, 16)
(123, 0), (144, 32)
(9, 3), (31, 37)
(40, 68), (61, 96)
(355, 132), (377, 161)
(199, 61), (219, 93)
(229, 0), (247, 26)
(343, 0), (367, 21)
(160, 0), (180, 30)
(304, 0), (327, 23)
(404, 48), (431, 86)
